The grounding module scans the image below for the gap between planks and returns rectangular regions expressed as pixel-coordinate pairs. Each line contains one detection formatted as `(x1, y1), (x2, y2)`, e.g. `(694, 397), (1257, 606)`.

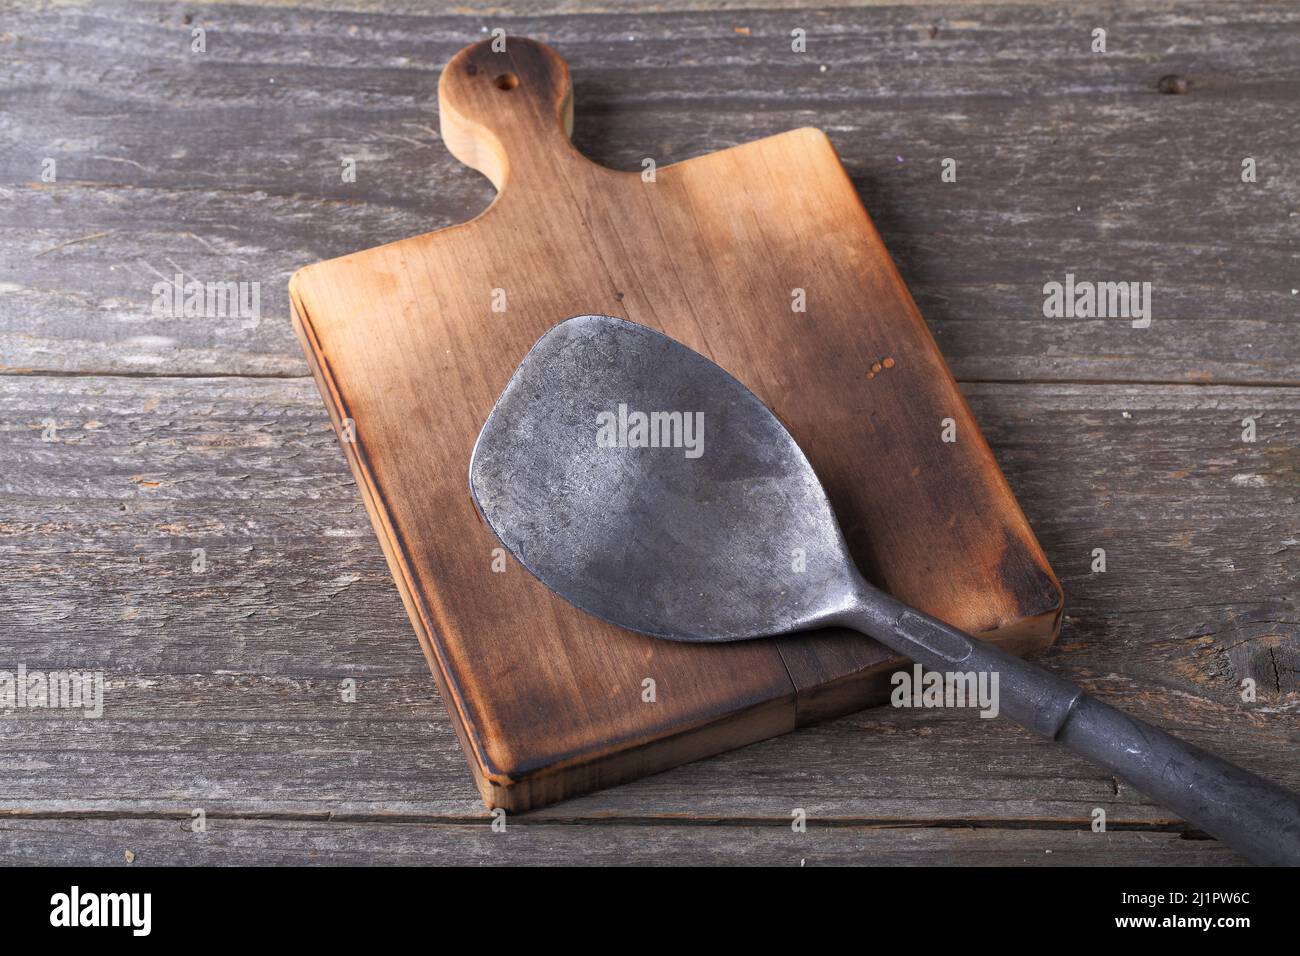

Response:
(5, 371), (1300, 389)
(0, 809), (1204, 832)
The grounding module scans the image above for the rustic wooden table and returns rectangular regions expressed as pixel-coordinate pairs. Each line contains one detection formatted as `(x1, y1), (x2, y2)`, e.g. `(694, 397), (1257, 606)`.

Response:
(2, 0), (1296, 865)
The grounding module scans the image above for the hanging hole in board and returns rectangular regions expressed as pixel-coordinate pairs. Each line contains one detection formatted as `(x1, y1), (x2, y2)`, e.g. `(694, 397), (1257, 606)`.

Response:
(493, 73), (519, 91)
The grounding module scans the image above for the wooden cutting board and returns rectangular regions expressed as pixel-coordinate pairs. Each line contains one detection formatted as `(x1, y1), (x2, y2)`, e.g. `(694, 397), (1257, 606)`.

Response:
(289, 37), (1062, 812)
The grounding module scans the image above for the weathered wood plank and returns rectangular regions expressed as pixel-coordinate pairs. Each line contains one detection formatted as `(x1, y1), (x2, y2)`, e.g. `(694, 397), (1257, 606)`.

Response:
(1, 2), (1296, 381)
(0, 679), (1289, 824)
(0, 817), (1246, 866)
(151, 1), (1079, 13)
(1, 375), (1294, 828)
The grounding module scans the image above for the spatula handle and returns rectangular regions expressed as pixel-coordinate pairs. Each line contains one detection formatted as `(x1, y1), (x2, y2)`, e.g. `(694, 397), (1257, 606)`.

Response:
(841, 586), (1300, 866)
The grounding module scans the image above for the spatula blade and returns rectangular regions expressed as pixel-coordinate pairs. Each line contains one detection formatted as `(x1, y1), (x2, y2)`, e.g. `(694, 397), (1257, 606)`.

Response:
(469, 314), (858, 642)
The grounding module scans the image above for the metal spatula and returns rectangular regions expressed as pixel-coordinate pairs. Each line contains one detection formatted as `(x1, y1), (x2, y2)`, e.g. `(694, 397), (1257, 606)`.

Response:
(469, 313), (1300, 865)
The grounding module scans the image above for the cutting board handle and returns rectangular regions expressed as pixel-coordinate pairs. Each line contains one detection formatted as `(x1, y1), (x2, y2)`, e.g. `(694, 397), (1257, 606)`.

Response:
(438, 37), (576, 192)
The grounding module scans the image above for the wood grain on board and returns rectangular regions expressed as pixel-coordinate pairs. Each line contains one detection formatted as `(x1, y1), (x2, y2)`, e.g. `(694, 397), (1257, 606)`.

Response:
(289, 37), (1061, 810)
